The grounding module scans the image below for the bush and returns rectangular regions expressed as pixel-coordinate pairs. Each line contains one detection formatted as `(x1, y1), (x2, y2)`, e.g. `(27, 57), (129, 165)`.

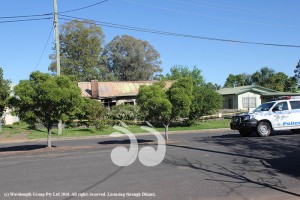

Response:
(94, 119), (107, 131)
(108, 104), (144, 121)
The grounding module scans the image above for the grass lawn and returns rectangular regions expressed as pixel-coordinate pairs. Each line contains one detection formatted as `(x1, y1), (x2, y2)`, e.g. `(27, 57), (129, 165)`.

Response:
(1, 119), (231, 140)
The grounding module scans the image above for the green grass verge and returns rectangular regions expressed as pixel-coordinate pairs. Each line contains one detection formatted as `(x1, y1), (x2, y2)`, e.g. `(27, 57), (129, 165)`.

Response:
(1, 119), (231, 140)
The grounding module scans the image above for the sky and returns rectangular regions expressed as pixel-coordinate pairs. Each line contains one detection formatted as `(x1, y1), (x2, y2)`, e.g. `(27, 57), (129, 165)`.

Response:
(1, 0), (299, 86)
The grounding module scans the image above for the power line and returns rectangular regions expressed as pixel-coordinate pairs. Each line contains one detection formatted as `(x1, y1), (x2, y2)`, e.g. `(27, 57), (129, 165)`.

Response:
(122, 0), (297, 29)
(0, 0), (109, 20)
(189, 0), (284, 15)
(0, 17), (52, 24)
(166, 0), (292, 20)
(34, 26), (54, 71)
(0, 13), (52, 19)
(59, 14), (300, 48)
(60, 0), (110, 13)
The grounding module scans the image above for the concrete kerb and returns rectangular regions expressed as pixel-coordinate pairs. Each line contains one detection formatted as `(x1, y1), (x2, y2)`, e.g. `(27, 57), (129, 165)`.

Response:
(0, 128), (231, 145)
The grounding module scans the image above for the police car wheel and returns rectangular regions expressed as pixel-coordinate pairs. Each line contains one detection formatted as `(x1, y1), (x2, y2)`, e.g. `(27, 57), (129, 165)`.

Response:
(257, 122), (271, 137)
(239, 130), (252, 137)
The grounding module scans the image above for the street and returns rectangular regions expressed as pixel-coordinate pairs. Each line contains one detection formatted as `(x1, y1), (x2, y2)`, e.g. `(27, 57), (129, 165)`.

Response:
(0, 130), (300, 200)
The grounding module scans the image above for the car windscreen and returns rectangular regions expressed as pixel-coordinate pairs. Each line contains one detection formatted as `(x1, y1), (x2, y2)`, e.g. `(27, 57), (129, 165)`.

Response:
(253, 102), (276, 113)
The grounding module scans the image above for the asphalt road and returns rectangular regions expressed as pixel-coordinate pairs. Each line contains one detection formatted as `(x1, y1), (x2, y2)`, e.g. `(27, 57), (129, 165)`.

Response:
(0, 130), (300, 200)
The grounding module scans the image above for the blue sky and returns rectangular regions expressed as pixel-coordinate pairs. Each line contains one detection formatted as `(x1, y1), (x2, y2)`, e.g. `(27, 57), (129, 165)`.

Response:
(1, 0), (299, 86)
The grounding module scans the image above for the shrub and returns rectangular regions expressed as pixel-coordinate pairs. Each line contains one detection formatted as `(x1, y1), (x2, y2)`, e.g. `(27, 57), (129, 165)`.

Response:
(108, 104), (144, 121)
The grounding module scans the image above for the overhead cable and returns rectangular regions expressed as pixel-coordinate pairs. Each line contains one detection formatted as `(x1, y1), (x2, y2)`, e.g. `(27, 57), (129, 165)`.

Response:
(60, 0), (110, 13)
(59, 14), (300, 48)
(0, 17), (52, 24)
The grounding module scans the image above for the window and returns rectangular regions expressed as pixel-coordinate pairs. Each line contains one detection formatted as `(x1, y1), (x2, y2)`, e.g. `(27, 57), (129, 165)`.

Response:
(253, 102), (276, 112)
(272, 101), (288, 112)
(242, 97), (256, 108)
(290, 101), (300, 110)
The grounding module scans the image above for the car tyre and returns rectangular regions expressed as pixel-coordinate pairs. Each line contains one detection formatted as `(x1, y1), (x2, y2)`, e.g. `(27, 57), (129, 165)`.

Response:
(257, 121), (272, 137)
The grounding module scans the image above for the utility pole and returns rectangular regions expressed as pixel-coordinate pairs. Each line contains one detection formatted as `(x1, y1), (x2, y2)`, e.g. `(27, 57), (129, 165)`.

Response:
(53, 0), (60, 76)
(53, 0), (62, 134)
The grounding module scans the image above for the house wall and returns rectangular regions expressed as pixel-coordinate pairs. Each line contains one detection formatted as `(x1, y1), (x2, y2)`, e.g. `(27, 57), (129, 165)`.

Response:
(116, 98), (136, 106)
(222, 93), (261, 111)
(101, 97), (137, 107)
(237, 92), (261, 112)
(2, 108), (19, 125)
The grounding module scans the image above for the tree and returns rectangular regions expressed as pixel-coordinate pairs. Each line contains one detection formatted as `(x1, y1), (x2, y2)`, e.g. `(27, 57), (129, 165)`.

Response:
(103, 35), (162, 81)
(165, 65), (205, 86)
(206, 82), (221, 90)
(49, 20), (110, 81)
(251, 67), (275, 87)
(0, 67), (10, 119)
(285, 76), (297, 92)
(223, 73), (252, 88)
(138, 82), (172, 140)
(9, 72), (83, 147)
(189, 85), (223, 121)
(76, 97), (107, 127)
(293, 60), (300, 86)
(224, 67), (297, 92)
(251, 67), (297, 92)
(138, 78), (193, 140)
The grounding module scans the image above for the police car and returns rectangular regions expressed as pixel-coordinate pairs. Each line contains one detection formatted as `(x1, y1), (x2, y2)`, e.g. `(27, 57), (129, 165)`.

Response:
(230, 96), (300, 137)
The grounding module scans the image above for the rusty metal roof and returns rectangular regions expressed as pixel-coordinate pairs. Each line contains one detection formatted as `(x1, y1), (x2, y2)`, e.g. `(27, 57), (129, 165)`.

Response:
(78, 81), (173, 98)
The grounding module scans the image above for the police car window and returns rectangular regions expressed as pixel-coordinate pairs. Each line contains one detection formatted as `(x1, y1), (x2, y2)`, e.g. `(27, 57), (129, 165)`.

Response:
(253, 102), (276, 112)
(272, 102), (288, 112)
(290, 101), (300, 110)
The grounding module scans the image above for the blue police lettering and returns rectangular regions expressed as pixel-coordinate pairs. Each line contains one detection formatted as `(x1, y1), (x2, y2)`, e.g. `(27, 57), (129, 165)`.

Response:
(283, 121), (300, 126)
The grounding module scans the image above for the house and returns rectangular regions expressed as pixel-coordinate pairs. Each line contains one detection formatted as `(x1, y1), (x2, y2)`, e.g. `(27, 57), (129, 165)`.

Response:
(1, 84), (19, 125)
(217, 85), (299, 112)
(78, 80), (173, 107)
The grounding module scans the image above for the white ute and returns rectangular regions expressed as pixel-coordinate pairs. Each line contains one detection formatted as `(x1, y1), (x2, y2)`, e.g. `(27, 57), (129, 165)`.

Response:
(230, 96), (300, 137)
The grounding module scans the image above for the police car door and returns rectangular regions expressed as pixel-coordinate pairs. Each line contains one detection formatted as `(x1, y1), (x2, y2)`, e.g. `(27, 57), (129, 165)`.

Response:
(271, 101), (291, 130)
(288, 100), (300, 129)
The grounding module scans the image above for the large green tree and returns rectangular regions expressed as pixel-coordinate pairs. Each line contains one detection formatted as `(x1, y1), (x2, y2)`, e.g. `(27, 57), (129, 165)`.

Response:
(251, 67), (297, 92)
(251, 67), (275, 87)
(138, 78), (193, 140)
(165, 65), (205, 86)
(223, 73), (252, 88)
(190, 85), (223, 121)
(223, 67), (297, 92)
(49, 20), (109, 81)
(10, 72), (83, 147)
(138, 82), (172, 140)
(0, 67), (10, 119)
(103, 35), (162, 81)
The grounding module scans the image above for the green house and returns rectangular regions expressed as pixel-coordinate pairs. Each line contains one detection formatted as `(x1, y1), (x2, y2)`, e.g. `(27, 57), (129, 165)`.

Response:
(217, 85), (299, 112)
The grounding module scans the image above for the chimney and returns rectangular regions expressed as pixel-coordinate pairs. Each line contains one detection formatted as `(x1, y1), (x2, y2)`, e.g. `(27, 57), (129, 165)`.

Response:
(91, 80), (99, 99)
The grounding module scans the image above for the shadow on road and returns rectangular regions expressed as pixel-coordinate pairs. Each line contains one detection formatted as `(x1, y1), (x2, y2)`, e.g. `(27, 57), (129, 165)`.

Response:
(64, 166), (124, 200)
(163, 156), (300, 199)
(0, 145), (53, 152)
(98, 139), (153, 145)
(165, 131), (300, 198)
(209, 130), (295, 139)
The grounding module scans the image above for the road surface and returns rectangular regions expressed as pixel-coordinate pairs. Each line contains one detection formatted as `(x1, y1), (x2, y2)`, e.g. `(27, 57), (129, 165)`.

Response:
(0, 129), (299, 200)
